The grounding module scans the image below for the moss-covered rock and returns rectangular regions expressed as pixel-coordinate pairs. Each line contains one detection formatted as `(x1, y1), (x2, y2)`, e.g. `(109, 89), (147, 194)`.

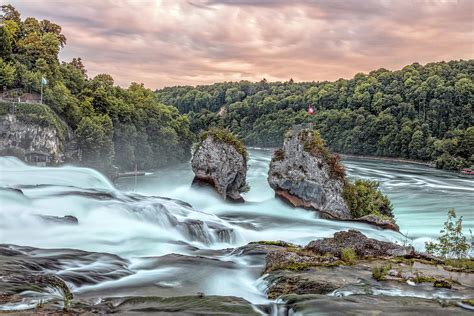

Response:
(192, 128), (249, 201)
(267, 126), (397, 230)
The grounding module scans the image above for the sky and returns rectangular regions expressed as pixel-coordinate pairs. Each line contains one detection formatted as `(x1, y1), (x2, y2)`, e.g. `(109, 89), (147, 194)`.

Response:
(8, 0), (474, 89)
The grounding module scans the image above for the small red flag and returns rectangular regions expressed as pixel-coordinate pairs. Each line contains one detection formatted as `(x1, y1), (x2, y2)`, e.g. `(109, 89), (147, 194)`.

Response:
(307, 105), (315, 115)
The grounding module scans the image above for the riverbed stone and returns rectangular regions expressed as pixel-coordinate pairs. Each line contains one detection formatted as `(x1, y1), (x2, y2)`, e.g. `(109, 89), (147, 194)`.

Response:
(305, 230), (415, 258)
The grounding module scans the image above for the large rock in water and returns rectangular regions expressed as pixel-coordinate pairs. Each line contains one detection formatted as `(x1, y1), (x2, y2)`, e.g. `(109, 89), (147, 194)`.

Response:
(267, 125), (398, 231)
(191, 129), (248, 201)
(268, 125), (351, 219)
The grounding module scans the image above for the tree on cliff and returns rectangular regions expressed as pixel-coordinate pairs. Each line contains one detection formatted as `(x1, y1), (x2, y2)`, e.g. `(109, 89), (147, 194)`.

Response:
(1, 5), (194, 171)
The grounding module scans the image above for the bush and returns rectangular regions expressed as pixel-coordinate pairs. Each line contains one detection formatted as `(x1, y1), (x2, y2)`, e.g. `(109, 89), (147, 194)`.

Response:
(372, 264), (391, 281)
(341, 247), (357, 264)
(199, 128), (248, 162)
(425, 209), (472, 259)
(301, 130), (346, 180)
(444, 258), (474, 271)
(343, 179), (393, 218)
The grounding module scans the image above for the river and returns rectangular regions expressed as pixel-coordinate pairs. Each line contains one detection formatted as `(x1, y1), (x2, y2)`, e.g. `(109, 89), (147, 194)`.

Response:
(0, 149), (472, 308)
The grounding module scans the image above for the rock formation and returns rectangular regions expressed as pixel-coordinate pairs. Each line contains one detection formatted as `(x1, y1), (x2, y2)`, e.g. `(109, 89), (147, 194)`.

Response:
(255, 231), (473, 312)
(268, 125), (398, 230)
(0, 113), (80, 164)
(305, 230), (414, 258)
(0, 114), (64, 162)
(268, 125), (350, 219)
(191, 129), (248, 202)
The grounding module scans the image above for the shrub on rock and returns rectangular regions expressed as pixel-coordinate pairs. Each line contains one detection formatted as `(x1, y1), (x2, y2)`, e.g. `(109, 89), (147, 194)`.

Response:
(268, 125), (397, 230)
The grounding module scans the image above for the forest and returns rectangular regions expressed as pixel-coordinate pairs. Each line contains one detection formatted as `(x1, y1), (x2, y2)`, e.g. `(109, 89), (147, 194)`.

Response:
(0, 5), (193, 172)
(1, 4), (472, 172)
(158, 61), (474, 171)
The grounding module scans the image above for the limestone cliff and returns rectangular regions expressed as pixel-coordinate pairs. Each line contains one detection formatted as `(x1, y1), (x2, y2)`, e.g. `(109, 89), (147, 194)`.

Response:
(268, 126), (351, 219)
(0, 114), (64, 162)
(191, 129), (248, 201)
(268, 125), (398, 231)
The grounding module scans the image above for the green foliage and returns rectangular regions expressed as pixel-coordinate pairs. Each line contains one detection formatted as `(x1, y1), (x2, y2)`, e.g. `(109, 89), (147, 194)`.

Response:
(343, 179), (393, 218)
(425, 209), (471, 259)
(444, 258), (474, 271)
(158, 60), (474, 171)
(76, 115), (114, 170)
(372, 264), (391, 281)
(1, 6), (194, 172)
(341, 247), (357, 264)
(433, 279), (452, 288)
(0, 101), (67, 141)
(0, 57), (16, 87)
(462, 299), (474, 306)
(301, 129), (346, 180)
(199, 127), (248, 162)
(413, 272), (436, 284)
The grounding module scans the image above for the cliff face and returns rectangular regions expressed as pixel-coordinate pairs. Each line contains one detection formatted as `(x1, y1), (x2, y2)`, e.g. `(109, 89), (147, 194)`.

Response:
(0, 114), (65, 163)
(268, 127), (398, 231)
(268, 128), (351, 219)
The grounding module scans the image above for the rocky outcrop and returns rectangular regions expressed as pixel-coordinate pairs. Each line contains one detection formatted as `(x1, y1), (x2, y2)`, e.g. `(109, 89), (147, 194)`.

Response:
(268, 126), (351, 219)
(257, 231), (474, 312)
(0, 244), (132, 308)
(268, 125), (398, 230)
(0, 114), (64, 163)
(305, 230), (414, 258)
(35, 214), (79, 225)
(191, 130), (248, 201)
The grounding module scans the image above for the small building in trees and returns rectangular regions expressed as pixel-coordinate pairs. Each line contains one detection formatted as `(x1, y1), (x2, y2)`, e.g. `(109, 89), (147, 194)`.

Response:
(25, 151), (51, 166)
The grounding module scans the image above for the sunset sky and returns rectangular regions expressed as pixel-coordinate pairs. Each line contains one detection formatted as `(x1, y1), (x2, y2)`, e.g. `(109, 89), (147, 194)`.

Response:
(9, 0), (474, 88)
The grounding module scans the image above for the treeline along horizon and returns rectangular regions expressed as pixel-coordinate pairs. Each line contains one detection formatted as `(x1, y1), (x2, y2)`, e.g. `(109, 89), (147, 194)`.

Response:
(157, 60), (473, 171)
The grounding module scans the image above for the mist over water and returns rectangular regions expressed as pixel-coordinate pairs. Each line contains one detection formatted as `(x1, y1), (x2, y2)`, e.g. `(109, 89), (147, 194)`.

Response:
(0, 149), (472, 306)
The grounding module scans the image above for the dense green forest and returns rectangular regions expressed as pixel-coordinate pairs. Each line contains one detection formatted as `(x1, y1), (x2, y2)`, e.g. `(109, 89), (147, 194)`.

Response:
(0, 5), (193, 171)
(158, 61), (474, 170)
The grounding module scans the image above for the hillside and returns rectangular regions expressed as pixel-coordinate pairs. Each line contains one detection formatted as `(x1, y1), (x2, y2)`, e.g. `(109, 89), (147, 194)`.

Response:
(0, 5), (193, 172)
(157, 60), (474, 170)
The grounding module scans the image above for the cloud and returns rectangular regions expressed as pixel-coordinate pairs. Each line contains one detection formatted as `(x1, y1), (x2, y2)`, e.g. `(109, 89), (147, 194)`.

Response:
(8, 0), (474, 88)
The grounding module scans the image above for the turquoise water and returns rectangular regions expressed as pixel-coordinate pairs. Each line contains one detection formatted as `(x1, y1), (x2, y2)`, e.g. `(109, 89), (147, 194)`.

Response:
(117, 148), (474, 242)
(0, 150), (472, 307)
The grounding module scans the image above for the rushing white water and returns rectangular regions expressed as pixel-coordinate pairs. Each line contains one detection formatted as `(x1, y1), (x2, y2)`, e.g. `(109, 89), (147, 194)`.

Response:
(0, 149), (472, 306)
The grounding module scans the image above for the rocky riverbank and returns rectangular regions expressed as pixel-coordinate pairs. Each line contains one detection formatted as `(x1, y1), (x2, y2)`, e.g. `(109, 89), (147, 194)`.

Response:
(255, 230), (474, 314)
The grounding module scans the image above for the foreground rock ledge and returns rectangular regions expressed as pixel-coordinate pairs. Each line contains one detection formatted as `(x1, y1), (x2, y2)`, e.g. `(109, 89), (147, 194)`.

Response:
(191, 129), (248, 202)
(257, 230), (473, 314)
(268, 125), (398, 231)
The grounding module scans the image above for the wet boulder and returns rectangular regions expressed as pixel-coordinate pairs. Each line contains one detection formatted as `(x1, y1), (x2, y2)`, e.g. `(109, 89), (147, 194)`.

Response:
(305, 230), (414, 258)
(191, 128), (248, 202)
(36, 214), (79, 225)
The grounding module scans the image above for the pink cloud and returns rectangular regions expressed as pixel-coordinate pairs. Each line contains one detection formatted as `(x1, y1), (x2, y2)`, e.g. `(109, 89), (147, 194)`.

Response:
(8, 0), (474, 88)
